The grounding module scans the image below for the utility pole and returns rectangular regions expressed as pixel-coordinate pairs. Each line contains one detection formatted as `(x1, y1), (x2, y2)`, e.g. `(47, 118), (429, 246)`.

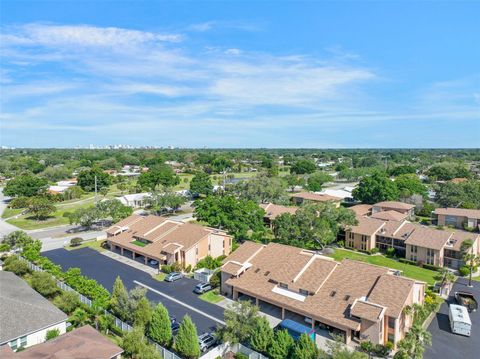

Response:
(94, 175), (97, 204)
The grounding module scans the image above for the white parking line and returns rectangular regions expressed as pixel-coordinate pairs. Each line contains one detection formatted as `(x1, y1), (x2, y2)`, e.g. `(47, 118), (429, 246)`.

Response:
(133, 280), (226, 326)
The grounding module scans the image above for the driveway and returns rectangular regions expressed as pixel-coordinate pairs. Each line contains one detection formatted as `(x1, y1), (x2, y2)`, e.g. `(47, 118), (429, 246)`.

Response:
(43, 247), (225, 334)
(0, 188), (20, 237)
(425, 278), (479, 359)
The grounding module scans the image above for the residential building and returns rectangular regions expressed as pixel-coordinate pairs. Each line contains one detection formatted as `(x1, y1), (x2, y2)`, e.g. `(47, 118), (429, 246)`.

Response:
(117, 192), (151, 208)
(320, 188), (355, 202)
(291, 192), (342, 207)
(259, 203), (298, 227)
(0, 325), (123, 359)
(371, 201), (415, 220)
(433, 208), (480, 230)
(107, 214), (232, 268)
(221, 242), (425, 347)
(0, 271), (68, 351)
(47, 178), (77, 195)
(345, 213), (480, 269)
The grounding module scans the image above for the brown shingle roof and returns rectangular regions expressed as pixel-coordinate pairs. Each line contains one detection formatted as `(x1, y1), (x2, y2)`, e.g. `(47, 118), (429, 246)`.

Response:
(374, 201), (415, 211)
(1, 325), (123, 359)
(347, 216), (386, 236)
(260, 203), (298, 220)
(371, 210), (408, 222)
(224, 243), (420, 330)
(349, 204), (372, 216)
(106, 214), (144, 235)
(291, 192), (342, 202)
(434, 207), (480, 220)
(221, 241), (264, 264)
(368, 274), (415, 318)
(404, 226), (452, 250)
(350, 300), (385, 322)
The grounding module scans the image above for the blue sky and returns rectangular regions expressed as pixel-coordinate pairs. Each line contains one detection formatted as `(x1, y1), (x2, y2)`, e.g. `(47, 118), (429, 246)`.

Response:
(1, 1), (479, 148)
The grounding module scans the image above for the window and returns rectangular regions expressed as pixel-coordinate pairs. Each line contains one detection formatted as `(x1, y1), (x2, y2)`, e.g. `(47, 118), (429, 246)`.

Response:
(411, 245), (417, 253)
(388, 317), (396, 329)
(299, 289), (309, 296)
(279, 283), (288, 289)
(388, 333), (395, 343)
(9, 339), (18, 351)
(20, 336), (27, 347)
(196, 247), (198, 255)
(410, 255), (417, 262)
(445, 215), (457, 226)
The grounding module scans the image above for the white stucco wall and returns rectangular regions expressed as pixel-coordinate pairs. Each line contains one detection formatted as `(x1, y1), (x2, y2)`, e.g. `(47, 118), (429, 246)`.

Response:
(7, 321), (67, 350)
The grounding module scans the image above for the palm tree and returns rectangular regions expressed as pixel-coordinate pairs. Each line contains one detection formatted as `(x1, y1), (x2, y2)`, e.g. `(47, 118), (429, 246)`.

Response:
(397, 323), (432, 359)
(70, 308), (90, 328)
(463, 252), (480, 287)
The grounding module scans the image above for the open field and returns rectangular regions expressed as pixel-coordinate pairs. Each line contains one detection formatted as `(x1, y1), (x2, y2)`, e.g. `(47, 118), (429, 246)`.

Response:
(328, 248), (439, 285)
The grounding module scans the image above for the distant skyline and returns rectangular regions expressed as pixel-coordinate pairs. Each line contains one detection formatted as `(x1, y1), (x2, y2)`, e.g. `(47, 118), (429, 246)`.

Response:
(1, 1), (479, 148)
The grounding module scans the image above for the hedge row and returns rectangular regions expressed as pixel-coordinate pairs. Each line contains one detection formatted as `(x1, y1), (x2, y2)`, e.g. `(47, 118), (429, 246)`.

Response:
(22, 242), (110, 308)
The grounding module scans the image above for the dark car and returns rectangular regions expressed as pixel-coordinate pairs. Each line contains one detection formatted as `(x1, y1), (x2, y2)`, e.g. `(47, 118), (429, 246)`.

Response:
(194, 282), (212, 294)
(198, 333), (216, 352)
(171, 321), (180, 334)
(455, 291), (478, 312)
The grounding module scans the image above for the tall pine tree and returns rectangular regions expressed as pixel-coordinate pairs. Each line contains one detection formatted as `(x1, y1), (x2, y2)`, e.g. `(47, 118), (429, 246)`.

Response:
(249, 317), (273, 354)
(175, 315), (200, 359)
(134, 297), (152, 328)
(149, 303), (172, 346)
(110, 276), (128, 320)
(292, 333), (318, 359)
(268, 329), (294, 359)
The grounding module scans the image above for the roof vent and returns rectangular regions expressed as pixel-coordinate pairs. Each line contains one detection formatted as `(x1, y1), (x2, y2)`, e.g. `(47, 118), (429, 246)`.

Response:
(330, 291), (336, 297)
(344, 295), (350, 301)
(255, 268), (261, 273)
(264, 271), (270, 276)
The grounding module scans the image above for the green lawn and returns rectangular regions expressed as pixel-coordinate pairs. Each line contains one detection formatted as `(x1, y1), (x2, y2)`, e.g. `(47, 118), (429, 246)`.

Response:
(152, 272), (166, 281)
(131, 240), (147, 247)
(328, 248), (439, 285)
(199, 290), (224, 304)
(65, 240), (106, 252)
(1, 207), (24, 219)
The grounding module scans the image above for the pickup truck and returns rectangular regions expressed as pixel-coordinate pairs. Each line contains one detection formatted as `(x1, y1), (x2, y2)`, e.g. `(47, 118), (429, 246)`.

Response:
(455, 291), (478, 312)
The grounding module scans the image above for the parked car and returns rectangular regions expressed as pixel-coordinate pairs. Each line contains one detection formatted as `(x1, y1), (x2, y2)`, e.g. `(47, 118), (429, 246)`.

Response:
(455, 291), (478, 312)
(171, 321), (180, 334)
(198, 333), (216, 352)
(169, 315), (177, 323)
(165, 272), (182, 282)
(194, 282), (212, 294)
(149, 259), (159, 265)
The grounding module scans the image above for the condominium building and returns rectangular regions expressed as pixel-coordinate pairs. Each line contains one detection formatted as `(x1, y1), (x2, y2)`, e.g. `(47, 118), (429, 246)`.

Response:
(345, 204), (480, 269)
(259, 203), (298, 227)
(221, 242), (425, 347)
(433, 208), (480, 230)
(291, 192), (342, 207)
(107, 215), (233, 268)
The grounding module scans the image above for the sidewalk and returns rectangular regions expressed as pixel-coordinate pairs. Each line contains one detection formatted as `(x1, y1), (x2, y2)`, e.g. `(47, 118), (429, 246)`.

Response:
(100, 250), (158, 276)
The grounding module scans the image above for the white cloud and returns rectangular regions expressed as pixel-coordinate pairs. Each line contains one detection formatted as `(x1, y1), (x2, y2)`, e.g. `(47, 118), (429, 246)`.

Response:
(1, 23), (184, 48)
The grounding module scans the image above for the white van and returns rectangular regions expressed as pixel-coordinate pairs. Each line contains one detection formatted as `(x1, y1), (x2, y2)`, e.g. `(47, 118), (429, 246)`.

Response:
(449, 304), (472, 337)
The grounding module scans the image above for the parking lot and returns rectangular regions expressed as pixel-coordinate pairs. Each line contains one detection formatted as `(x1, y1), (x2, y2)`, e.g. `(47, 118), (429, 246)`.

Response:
(44, 247), (225, 334)
(425, 278), (479, 359)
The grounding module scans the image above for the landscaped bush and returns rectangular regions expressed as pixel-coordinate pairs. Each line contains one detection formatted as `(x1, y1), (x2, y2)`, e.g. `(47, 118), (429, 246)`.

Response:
(31, 271), (60, 298)
(0, 242), (11, 252)
(235, 353), (248, 359)
(369, 248), (379, 255)
(53, 291), (81, 314)
(386, 247), (396, 258)
(422, 263), (443, 272)
(161, 265), (172, 274)
(185, 264), (192, 273)
(399, 258), (416, 265)
(70, 237), (83, 247)
(45, 328), (60, 341)
(459, 266), (470, 277)
(8, 196), (31, 209)
(3, 255), (30, 276)
(209, 271), (221, 288)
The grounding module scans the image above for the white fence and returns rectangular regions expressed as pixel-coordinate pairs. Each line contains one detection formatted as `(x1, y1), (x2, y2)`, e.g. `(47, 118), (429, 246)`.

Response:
(22, 257), (266, 359)
(193, 268), (216, 283)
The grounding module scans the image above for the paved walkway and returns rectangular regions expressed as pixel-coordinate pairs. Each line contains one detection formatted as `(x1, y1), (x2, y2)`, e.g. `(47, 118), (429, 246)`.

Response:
(100, 250), (158, 275)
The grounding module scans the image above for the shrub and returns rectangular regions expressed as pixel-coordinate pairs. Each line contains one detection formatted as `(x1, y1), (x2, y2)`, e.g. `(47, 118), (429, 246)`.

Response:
(209, 271), (221, 288)
(70, 237), (83, 247)
(53, 291), (81, 314)
(31, 271), (60, 298)
(399, 258), (416, 266)
(420, 219), (431, 225)
(369, 248), (379, 255)
(8, 196), (30, 209)
(386, 247), (396, 258)
(161, 265), (172, 274)
(0, 242), (11, 252)
(459, 266), (470, 277)
(235, 354), (248, 359)
(3, 256), (30, 276)
(45, 328), (60, 341)
(422, 263), (443, 272)
(185, 264), (192, 273)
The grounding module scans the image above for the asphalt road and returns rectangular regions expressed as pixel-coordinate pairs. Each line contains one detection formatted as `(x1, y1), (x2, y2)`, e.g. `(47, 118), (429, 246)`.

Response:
(0, 189), (20, 237)
(424, 278), (479, 359)
(43, 247), (225, 334)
